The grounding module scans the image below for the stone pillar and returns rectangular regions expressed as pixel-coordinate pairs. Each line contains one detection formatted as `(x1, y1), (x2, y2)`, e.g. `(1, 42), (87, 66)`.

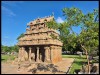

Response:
(29, 47), (32, 62)
(36, 47), (39, 62)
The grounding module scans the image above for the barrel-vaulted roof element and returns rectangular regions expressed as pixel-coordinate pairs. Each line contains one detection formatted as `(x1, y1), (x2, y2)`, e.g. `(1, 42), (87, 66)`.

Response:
(27, 15), (54, 26)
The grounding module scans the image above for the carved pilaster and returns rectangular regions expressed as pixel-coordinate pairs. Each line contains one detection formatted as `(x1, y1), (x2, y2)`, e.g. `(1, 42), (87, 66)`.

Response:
(51, 46), (54, 63)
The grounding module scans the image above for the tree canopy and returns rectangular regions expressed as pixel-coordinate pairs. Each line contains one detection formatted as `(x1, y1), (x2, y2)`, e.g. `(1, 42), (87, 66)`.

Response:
(46, 7), (99, 73)
(2, 45), (19, 53)
(46, 7), (99, 54)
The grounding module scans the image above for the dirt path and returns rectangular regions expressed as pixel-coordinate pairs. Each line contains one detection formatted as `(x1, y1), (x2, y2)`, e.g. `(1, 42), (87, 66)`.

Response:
(1, 58), (74, 74)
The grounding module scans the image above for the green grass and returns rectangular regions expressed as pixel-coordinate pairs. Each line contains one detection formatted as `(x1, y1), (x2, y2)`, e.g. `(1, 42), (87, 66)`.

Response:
(1, 54), (17, 62)
(62, 55), (87, 74)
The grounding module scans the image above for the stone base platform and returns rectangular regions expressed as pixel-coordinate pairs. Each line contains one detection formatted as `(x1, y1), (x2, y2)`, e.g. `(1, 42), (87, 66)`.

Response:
(1, 58), (74, 74)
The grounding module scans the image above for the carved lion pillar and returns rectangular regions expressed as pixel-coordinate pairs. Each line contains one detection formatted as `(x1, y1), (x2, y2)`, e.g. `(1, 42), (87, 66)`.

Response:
(29, 47), (32, 62)
(36, 47), (40, 62)
(20, 47), (25, 61)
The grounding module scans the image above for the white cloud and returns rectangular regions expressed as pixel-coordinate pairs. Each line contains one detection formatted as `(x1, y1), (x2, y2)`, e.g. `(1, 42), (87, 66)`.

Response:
(56, 17), (64, 23)
(2, 6), (16, 17)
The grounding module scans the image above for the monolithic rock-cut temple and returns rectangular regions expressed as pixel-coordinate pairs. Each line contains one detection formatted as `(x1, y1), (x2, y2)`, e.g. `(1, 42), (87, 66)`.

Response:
(17, 15), (63, 64)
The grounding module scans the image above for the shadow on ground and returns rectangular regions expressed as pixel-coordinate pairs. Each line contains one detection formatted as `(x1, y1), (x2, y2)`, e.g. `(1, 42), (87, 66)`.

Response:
(27, 63), (66, 74)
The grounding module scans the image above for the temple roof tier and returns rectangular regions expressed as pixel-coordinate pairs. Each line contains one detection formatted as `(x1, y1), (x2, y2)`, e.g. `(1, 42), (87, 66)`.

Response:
(17, 39), (63, 46)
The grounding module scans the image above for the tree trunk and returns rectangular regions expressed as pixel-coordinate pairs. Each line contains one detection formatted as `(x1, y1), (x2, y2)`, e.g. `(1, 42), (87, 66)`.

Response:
(81, 45), (90, 74)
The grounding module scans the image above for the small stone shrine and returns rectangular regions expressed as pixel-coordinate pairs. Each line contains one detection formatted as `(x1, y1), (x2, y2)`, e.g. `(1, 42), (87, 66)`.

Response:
(17, 15), (63, 64)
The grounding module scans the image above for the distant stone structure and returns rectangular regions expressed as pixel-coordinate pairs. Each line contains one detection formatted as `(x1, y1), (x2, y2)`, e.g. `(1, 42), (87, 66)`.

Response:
(17, 15), (63, 64)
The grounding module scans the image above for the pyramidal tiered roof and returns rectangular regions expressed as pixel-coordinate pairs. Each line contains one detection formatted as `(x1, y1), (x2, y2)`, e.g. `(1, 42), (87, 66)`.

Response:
(17, 15), (63, 46)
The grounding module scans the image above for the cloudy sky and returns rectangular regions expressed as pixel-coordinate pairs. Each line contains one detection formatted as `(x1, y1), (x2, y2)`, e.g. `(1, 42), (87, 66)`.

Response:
(1, 1), (98, 46)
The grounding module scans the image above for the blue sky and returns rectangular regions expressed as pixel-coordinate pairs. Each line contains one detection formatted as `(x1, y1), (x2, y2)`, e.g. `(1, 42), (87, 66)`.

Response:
(1, 1), (98, 46)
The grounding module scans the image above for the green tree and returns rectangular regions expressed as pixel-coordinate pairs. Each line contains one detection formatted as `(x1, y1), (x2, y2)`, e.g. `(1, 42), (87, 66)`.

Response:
(46, 7), (99, 73)
(1, 45), (4, 52)
(2, 46), (10, 53)
(2, 45), (19, 53)
(62, 8), (98, 74)
(10, 45), (19, 52)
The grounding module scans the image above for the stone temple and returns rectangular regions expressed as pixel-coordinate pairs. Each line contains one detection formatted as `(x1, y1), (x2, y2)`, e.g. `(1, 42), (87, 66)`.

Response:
(17, 15), (63, 64)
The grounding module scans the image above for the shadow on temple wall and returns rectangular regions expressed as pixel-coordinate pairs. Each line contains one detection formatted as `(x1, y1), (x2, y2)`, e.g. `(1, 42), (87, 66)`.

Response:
(28, 63), (66, 74)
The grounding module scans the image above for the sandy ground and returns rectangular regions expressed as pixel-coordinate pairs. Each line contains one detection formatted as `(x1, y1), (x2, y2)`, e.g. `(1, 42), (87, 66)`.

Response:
(1, 58), (74, 74)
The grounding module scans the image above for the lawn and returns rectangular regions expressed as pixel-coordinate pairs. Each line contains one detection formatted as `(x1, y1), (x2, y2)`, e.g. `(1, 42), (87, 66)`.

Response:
(1, 54), (17, 62)
(62, 55), (87, 74)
